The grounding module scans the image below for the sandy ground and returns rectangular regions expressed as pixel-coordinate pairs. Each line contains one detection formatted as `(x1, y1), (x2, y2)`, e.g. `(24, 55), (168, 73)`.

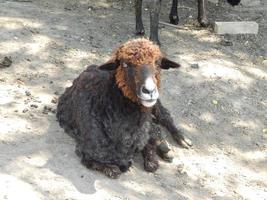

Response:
(0, 0), (266, 199)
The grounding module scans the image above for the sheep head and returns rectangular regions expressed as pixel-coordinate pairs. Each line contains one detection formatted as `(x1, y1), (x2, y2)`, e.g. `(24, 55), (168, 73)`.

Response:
(98, 38), (180, 108)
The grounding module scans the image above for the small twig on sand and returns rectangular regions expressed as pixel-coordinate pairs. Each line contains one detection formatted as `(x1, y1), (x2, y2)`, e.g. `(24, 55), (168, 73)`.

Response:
(178, 6), (196, 10)
(159, 21), (190, 30)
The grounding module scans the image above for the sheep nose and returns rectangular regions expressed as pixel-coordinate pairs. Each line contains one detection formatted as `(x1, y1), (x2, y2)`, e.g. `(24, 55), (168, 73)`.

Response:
(141, 85), (155, 95)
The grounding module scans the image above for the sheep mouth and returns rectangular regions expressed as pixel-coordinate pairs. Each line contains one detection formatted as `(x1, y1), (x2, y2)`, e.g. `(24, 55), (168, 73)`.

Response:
(137, 96), (158, 107)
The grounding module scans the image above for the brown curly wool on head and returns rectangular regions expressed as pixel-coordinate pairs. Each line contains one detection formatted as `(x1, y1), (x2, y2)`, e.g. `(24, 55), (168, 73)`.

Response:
(114, 38), (163, 104)
(115, 38), (162, 65)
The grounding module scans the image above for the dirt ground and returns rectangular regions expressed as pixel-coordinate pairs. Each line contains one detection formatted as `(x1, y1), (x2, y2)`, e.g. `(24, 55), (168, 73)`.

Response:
(0, 0), (266, 199)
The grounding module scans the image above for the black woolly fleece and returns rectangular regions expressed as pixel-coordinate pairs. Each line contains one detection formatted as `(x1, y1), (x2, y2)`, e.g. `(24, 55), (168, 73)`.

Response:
(57, 65), (151, 171)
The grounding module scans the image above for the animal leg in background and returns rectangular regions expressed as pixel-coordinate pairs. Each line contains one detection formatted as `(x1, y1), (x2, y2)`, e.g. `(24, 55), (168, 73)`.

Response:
(135, 0), (240, 45)
(170, 0), (240, 27)
(198, 0), (209, 27)
(169, 0), (179, 25)
(135, 0), (145, 35)
(170, 0), (209, 27)
(149, 0), (161, 45)
(153, 100), (192, 149)
(135, 0), (162, 44)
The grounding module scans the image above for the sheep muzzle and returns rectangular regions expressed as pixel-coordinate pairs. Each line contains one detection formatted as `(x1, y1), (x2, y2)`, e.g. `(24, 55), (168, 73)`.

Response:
(136, 64), (159, 107)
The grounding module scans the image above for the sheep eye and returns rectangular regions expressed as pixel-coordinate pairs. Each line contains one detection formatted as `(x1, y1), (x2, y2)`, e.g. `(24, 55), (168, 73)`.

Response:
(122, 63), (128, 68)
(155, 60), (161, 67)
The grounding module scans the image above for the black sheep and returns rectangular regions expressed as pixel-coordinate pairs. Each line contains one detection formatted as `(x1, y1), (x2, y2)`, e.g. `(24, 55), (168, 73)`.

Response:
(57, 38), (191, 178)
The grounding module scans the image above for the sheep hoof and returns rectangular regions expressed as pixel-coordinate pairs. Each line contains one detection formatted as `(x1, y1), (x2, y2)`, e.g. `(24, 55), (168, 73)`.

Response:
(173, 132), (192, 149)
(136, 27), (145, 36)
(169, 15), (179, 25)
(180, 138), (192, 149)
(157, 143), (173, 163)
(157, 150), (173, 163)
(82, 158), (122, 179)
(149, 37), (161, 46)
(103, 165), (122, 179)
(144, 159), (159, 172)
(198, 18), (209, 28)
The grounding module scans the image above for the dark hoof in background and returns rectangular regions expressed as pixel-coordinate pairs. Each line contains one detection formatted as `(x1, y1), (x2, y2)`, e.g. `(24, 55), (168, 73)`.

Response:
(227, 0), (241, 6)
(198, 18), (210, 28)
(149, 37), (161, 46)
(169, 15), (179, 25)
(135, 25), (145, 36)
(136, 30), (145, 36)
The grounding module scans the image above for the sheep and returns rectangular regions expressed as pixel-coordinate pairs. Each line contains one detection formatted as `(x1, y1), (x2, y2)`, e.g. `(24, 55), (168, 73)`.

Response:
(56, 38), (191, 178)
(135, 0), (241, 45)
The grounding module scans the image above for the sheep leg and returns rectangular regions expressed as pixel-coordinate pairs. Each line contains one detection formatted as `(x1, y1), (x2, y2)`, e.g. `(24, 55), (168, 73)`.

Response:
(150, 122), (173, 162)
(198, 0), (209, 27)
(153, 100), (192, 149)
(142, 138), (159, 172)
(149, 0), (161, 45)
(169, 0), (179, 25)
(81, 157), (122, 179)
(135, 0), (145, 35)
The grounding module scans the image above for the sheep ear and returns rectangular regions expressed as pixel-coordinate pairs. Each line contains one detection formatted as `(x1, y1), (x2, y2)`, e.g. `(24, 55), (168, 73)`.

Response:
(98, 59), (120, 71)
(160, 57), (181, 69)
